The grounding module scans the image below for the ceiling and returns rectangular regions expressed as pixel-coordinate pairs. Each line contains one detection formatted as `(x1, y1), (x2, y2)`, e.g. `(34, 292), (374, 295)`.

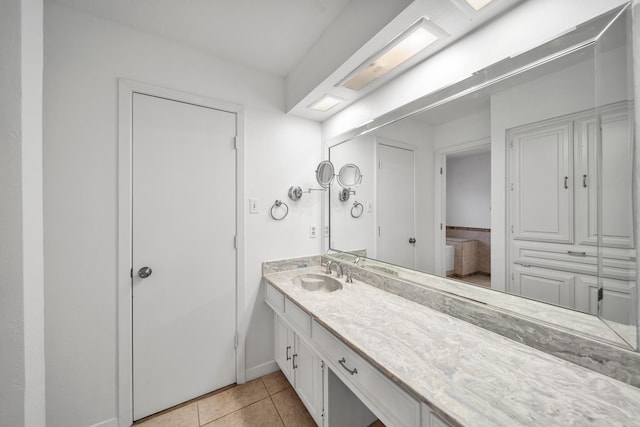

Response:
(49, 0), (525, 121)
(48, 0), (353, 76)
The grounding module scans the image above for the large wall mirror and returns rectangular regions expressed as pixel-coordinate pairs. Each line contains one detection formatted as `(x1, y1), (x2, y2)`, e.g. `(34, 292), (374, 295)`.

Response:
(328, 4), (638, 350)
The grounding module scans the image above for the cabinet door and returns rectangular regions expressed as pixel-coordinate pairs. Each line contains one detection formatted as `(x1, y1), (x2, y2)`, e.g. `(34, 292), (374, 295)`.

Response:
(421, 403), (452, 427)
(509, 120), (573, 243)
(275, 316), (294, 384)
(575, 105), (634, 248)
(511, 265), (575, 309)
(294, 335), (323, 425)
(575, 275), (636, 325)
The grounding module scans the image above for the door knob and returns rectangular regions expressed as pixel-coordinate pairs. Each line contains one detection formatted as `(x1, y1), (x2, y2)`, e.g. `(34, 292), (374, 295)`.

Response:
(138, 266), (153, 278)
(409, 237), (416, 244)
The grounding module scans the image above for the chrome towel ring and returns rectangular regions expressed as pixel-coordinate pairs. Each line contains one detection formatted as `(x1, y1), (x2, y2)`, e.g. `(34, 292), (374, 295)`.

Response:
(270, 200), (289, 220)
(351, 201), (364, 218)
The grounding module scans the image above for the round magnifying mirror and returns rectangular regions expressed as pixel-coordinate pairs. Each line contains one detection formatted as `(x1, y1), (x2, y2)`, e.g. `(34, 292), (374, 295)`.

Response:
(337, 164), (362, 189)
(315, 160), (335, 188)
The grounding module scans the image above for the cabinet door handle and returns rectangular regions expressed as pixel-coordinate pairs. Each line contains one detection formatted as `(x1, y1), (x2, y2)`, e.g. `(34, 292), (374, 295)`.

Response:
(292, 353), (298, 369)
(286, 346), (291, 361)
(564, 176), (568, 189)
(568, 251), (586, 257)
(338, 357), (358, 375)
(583, 174), (587, 188)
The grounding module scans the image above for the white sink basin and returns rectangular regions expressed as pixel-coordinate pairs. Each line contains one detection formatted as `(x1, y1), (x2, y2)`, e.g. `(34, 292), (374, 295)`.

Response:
(293, 273), (343, 293)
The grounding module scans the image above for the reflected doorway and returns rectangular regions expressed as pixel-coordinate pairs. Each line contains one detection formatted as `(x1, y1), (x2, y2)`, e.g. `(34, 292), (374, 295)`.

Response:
(440, 142), (491, 288)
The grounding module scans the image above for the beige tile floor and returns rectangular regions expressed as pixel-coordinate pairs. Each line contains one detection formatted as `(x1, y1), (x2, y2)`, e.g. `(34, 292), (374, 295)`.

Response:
(134, 370), (316, 427)
(460, 273), (491, 288)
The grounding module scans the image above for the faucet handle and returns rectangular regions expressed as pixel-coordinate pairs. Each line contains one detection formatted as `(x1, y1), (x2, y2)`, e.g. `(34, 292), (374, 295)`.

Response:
(346, 272), (353, 283)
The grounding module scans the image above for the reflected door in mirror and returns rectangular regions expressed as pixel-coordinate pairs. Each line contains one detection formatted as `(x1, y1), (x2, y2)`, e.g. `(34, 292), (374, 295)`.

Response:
(377, 142), (416, 268)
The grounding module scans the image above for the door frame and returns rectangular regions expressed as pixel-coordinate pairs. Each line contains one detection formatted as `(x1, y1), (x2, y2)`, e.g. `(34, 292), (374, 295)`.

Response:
(117, 79), (245, 425)
(434, 138), (490, 276)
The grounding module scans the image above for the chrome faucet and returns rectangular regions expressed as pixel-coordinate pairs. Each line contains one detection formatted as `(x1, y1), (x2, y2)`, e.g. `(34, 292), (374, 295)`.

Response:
(354, 257), (361, 267)
(325, 261), (343, 277)
(332, 263), (344, 278)
(325, 260), (334, 274)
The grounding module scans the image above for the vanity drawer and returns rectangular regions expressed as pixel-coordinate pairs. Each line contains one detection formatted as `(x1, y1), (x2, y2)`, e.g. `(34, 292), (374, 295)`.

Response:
(265, 283), (285, 315)
(284, 298), (311, 337)
(312, 321), (420, 427)
(512, 246), (636, 280)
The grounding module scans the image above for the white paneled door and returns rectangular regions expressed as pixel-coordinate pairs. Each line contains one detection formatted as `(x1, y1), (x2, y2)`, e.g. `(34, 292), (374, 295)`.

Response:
(376, 141), (416, 268)
(132, 93), (237, 420)
(509, 119), (573, 244)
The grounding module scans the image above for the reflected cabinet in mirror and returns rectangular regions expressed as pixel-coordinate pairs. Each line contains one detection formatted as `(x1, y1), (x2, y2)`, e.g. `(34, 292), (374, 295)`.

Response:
(328, 4), (638, 350)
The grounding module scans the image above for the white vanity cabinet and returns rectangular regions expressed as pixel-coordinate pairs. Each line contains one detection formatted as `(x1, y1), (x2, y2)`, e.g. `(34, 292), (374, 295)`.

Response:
(265, 281), (434, 427)
(275, 316), (294, 382)
(268, 286), (323, 425)
(312, 320), (421, 427)
(275, 316), (324, 424)
(421, 404), (452, 427)
(507, 102), (636, 321)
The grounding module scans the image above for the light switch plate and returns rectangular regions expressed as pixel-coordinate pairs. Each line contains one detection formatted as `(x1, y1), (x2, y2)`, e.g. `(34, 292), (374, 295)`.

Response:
(249, 198), (260, 214)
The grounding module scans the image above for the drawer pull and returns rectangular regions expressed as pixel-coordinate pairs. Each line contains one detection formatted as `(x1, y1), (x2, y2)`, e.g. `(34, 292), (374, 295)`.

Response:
(286, 346), (291, 361)
(338, 357), (358, 375)
(567, 251), (586, 257)
(292, 353), (298, 369)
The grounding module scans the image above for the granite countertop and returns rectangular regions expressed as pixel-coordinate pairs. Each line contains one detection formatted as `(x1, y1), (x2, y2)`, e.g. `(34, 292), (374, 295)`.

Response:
(264, 266), (640, 427)
(357, 257), (635, 348)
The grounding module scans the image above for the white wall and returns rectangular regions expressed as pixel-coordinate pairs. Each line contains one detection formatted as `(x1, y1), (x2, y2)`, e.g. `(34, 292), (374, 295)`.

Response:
(330, 135), (377, 257)
(0, 3), (25, 425)
(0, 0), (46, 425)
(446, 153), (491, 228)
(44, 4), (321, 427)
(434, 108), (491, 151)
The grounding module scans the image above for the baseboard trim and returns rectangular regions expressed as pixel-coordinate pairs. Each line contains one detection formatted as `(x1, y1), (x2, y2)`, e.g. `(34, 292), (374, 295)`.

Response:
(245, 360), (278, 381)
(88, 417), (118, 427)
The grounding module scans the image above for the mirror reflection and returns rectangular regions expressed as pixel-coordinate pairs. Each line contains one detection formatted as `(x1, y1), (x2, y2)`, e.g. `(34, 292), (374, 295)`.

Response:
(316, 160), (335, 188)
(337, 164), (363, 189)
(329, 5), (637, 349)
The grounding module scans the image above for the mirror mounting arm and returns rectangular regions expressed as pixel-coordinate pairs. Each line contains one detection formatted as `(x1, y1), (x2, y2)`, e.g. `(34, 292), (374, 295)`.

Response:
(288, 185), (327, 201)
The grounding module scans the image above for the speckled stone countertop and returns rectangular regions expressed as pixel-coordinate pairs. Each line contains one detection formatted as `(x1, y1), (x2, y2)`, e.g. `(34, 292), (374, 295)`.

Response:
(264, 265), (640, 427)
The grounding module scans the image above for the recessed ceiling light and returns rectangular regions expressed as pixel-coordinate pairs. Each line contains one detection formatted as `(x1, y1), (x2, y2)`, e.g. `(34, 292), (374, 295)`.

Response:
(465, 0), (494, 11)
(339, 19), (440, 92)
(308, 95), (343, 112)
